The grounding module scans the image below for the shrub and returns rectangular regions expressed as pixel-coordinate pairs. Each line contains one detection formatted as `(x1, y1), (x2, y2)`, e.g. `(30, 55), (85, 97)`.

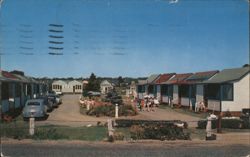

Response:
(130, 124), (190, 141)
(197, 118), (244, 129)
(108, 135), (114, 142)
(197, 120), (217, 129)
(86, 104), (137, 117)
(115, 119), (188, 128)
(130, 125), (144, 140)
(221, 118), (243, 129)
(240, 115), (250, 129)
(114, 132), (125, 141)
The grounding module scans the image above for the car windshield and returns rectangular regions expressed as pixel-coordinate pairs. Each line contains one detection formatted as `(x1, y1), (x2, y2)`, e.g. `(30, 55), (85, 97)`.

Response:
(27, 102), (40, 106)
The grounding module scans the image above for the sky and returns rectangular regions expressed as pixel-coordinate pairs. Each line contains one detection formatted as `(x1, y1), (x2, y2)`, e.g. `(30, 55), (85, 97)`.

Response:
(0, 0), (249, 78)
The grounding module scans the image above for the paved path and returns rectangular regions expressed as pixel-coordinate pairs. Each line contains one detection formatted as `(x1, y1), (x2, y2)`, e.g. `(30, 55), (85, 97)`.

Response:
(37, 94), (200, 127)
(2, 138), (250, 157)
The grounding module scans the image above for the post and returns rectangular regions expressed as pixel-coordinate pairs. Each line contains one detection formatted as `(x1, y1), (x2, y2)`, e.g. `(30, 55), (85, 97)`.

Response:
(115, 104), (118, 118)
(206, 114), (217, 140)
(86, 100), (90, 111)
(29, 118), (35, 136)
(107, 119), (114, 137)
(217, 112), (222, 133)
(206, 116), (212, 138)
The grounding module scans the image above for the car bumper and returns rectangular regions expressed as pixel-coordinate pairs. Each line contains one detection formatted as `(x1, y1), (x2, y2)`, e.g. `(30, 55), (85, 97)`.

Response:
(23, 111), (45, 118)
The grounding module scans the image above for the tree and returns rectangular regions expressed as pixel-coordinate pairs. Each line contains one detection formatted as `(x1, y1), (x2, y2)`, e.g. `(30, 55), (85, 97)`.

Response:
(118, 76), (124, 87)
(85, 73), (100, 92)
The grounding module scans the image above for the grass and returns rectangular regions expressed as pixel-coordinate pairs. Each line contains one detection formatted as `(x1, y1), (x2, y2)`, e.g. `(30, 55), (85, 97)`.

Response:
(115, 127), (131, 140)
(1, 121), (108, 141)
(34, 125), (108, 141)
(185, 128), (206, 140)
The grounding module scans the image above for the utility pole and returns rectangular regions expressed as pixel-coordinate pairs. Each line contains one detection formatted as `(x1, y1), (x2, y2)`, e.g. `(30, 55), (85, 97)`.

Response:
(0, 1), (5, 156)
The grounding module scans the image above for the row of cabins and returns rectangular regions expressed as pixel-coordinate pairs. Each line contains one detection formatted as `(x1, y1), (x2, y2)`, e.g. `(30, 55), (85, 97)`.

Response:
(0, 71), (47, 113)
(52, 80), (83, 94)
(137, 66), (250, 116)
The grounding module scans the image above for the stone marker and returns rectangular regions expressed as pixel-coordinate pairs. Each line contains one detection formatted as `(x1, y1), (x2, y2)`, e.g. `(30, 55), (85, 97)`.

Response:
(107, 119), (114, 137)
(115, 104), (119, 118)
(29, 118), (35, 136)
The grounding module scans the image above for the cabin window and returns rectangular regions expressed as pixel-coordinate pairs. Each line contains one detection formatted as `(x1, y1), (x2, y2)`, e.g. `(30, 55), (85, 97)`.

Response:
(204, 84), (220, 100)
(179, 85), (189, 97)
(148, 85), (155, 94)
(221, 84), (233, 101)
(1, 82), (9, 100)
(161, 85), (168, 96)
(168, 85), (173, 97)
(27, 84), (32, 95)
(15, 83), (21, 97)
(36, 84), (40, 93)
(8, 84), (14, 98)
(137, 85), (145, 93)
(190, 85), (196, 98)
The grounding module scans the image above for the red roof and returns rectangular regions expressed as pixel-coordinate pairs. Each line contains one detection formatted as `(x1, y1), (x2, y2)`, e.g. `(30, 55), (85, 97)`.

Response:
(165, 73), (193, 84)
(2, 71), (20, 80)
(154, 73), (175, 84)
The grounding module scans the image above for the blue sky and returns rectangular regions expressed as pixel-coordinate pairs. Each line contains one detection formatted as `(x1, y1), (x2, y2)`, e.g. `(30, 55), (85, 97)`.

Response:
(0, 0), (249, 78)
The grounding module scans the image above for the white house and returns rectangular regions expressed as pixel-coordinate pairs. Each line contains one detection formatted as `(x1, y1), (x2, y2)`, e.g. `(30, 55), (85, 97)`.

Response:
(100, 80), (113, 94)
(204, 66), (250, 116)
(52, 80), (67, 93)
(52, 80), (83, 94)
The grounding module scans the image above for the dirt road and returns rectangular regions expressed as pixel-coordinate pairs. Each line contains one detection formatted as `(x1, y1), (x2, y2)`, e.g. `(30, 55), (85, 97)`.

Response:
(37, 94), (200, 127)
(37, 94), (109, 126)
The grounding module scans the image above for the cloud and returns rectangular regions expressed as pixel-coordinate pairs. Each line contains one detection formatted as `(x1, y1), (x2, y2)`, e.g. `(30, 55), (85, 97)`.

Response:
(169, 0), (178, 4)
(111, 52), (126, 56)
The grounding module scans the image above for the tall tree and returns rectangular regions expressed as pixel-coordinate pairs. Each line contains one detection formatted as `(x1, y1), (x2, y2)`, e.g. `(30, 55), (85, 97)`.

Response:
(85, 73), (100, 91)
(118, 76), (124, 87)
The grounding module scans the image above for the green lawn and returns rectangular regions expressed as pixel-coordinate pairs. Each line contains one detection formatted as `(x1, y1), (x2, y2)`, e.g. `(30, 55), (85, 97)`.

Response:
(35, 125), (108, 141)
(1, 121), (108, 141)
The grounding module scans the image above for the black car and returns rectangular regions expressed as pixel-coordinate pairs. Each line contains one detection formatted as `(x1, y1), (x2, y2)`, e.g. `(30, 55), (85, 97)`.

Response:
(36, 96), (53, 112)
(47, 94), (58, 108)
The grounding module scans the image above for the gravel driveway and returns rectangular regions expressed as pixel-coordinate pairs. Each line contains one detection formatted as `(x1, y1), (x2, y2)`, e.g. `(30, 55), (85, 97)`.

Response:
(37, 94), (200, 127)
(37, 94), (109, 127)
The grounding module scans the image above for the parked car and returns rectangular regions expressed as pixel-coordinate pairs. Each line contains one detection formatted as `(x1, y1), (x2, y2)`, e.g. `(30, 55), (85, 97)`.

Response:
(88, 91), (101, 97)
(55, 95), (62, 104)
(47, 94), (58, 108)
(36, 96), (53, 112)
(22, 99), (47, 120)
(55, 91), (63, 95)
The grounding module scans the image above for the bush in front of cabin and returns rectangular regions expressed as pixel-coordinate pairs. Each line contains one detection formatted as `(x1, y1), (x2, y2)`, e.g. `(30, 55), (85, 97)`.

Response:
(197, 118), (244, 129)
(240, 115), (250, 129)
(86, 104), (137, 117)
(130, 123), (190, 141)
(115, 119), (188, 128)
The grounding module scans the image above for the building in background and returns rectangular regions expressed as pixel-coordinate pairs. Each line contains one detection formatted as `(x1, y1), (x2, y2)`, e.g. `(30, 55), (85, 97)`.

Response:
(52, 80), (83, 94)
(100, 80), (113, 94)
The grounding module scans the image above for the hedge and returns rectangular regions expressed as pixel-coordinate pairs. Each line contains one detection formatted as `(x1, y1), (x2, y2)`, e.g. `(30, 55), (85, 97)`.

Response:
(197, 118), (246, 129)
(240, 115), (250, 129)
(86, 104), (137, 117)
(130, 124), (190, 141)
(115, 119), (188, 128)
